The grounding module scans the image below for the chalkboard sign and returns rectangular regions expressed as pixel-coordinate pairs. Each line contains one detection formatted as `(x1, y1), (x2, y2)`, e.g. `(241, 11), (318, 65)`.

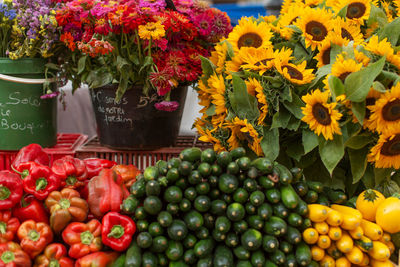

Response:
(90, 85), (187, 149)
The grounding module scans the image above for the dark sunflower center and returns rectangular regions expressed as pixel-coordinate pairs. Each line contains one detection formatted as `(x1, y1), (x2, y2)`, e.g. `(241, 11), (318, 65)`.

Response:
(312, 103), (332, 125)
(322, 47), (331, 65)
(382, 99), (400, 121)
(254, 58), (273, 67)
(305, 21), (328, 41)
(381, 134), (400, 156)
(338, 72), (351, 82)
(283, 65), (303, 80)
(238, 33), (263, 49)
(346, 2), (366, 19)
(341, 28), (354, 41)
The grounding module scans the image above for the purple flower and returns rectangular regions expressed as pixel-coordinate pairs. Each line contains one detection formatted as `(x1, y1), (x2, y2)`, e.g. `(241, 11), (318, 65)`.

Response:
(138, 0), (166, 11)
(154, 101), (179, 112)
(40, 91), (59, 99)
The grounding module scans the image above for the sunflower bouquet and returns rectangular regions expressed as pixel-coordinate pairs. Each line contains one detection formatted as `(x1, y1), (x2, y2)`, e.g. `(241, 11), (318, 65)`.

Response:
(54, 0), (232, 108)
(195, 0), (400, 196)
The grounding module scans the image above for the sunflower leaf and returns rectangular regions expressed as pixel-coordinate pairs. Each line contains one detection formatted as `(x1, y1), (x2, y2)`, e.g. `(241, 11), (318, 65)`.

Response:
(261, 127), (280, 161)
(373, 81), (387, 93)
(362, 164), (375, 189)
(374, 168), (393, 187)
(271, 107), (291, 129)
(344, 56), (385, 102)
(282, 93), (304, 119)
(351, 101), (365, 125)
(302, 130), (319, 154)
(230, 74), (260, 120)
(286, 140), (304, 162)
(348, 147), (368, 184)
(377, 17), (400, 46)
(310, 64), (331, 88)
(345, 134), (374, 149)
(336, 5), (348, 19)
(200, 56), (215, 84)
(328, 75), (345, 100)
(368, 4), (388, 28)
(319, 135), (345, 175)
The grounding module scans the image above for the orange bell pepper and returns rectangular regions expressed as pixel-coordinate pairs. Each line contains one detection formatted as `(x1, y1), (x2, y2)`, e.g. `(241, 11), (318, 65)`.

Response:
(17, 220), (53, 259)
(62, 219), (102, 259)
(111, 165), (139, 187)
(33, 243), (74, 267)
(0, 211), (20, 244)
(75, 252), (118, 267)
(0, 242), (31, 266)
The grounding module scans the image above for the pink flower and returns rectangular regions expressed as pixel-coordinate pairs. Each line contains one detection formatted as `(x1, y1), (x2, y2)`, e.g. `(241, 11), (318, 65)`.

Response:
(149, 68), (175, 96)
(40, 92), (59, 99)
(154, 101), (179, 112)
(193, 11), (214, 36)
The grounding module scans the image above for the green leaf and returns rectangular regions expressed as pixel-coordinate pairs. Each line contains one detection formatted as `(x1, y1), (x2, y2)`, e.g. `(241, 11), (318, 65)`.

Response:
(261, 127), (280, 161)
(378, 17), (400, 46)
(303, 158), (345, 190)
(116, 76), (129, 102)
(117, 56), (130, 71)
(230, 74), (260, 120)
(319, 135), (345, 175)
(200, 56), (215, 83)
(271, 107), (291, 129)
(205, 105), (216, 116)
(282, 94), (304, 119)
(310, 64), (332, 87)
(368, 4), (388, 28)
(362, 165), (375, 189)
(330, 44), (343, 64)
(351, 101), (366, 125)
(376, 179), (400, 197)
(302, 130), (319, 154)
(328, 75), (345, 100)
(336, 5), (348, 18)
(374, 168), (392, 186)
(348, 147), (368, 183)
(286, 141), (304, 162)
(78, 56), (87, 75)
(372, 81), (387, 93)
(344, 57), (386, 102)
(286, 116), (301, 131)
(345, 134), (373, 149)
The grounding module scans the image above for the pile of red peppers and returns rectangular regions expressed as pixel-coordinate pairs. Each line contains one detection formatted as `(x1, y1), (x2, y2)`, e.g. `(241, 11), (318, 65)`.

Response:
(0, 144), (139, 267)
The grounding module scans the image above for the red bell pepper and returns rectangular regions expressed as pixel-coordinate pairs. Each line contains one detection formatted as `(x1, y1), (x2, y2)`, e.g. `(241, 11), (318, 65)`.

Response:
(51, 156), (88, 189)
(75, 252), (119, 267)
(12, 161), (36, 180)
(11, 144), (49, 170)
(83, 158), (117, 179)
(0, 242), (31, 267)
(62, 219), (102, 259)
(17, 220), (53, 259)
(87, 169), (129, 217)
(17, 162), (60, 200)
(13, 195), (49, 224)
(101, 212), (136, 252)
(34, 243), (74, 267)
(0, 171), (23, 210)
(0, 211), (20, 244)
(111, 165), (139, 187)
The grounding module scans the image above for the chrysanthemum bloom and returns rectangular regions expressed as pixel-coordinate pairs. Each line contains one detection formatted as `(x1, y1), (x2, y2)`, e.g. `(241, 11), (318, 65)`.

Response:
(138, 21), (165, 40)
(368, 131), (400, 169)
(154, 101), (179, 112)
(301, 89), (342, 140)
(369, 83), (400, 133)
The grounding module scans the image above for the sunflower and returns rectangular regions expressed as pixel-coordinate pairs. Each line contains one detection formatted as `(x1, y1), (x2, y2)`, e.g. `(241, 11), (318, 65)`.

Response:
(198, 128), (225, 152)
(227, 17), (272, 52)
(209, 42), (228, 74)
(281, 0), (296, 14)
(360, 88), (382, 130)
(368, 131), (400, 169)
(333, 0), (371, 25)
(381, 0), (395, 22)
(364, 36), (400, 71)
(240, 47), (275, 75)
(231, 117), (263, 156)
(332, 17), (364, 45)
(207, 74), (227, 115)
(212, 114), (227, 128)
(296, 7), (334, 50)
(277, 3), (304, 40)
(354, 49), (370, 66)
(394, 0), (400, 15)
(314, 32), (348, 67)
(369, 83), (400, 133)
(275, 60), (315, 85)
(301, 89), (342, 140)
(246, 78), (269, 125)
(364, 22), (379, 38)
(138, 21), (165, 40)
(330, 54), (363, 83)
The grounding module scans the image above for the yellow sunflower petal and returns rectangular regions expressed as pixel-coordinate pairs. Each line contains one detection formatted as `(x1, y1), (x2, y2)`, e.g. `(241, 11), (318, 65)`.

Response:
(368, 131), (400, 169)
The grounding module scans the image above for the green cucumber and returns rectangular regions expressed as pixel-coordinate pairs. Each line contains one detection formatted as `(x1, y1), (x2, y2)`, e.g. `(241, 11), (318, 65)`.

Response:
(230, 147), (246, 159)
(251, 158), (273, 174)
(143, 196), (162, 215)
(269, 249), (286, 265)
(264, 260), (278, 267)
(293, 182), (308, 197)
(295, 242), (312, 266)
(285, 226), (302, 245)
(183, 234), (197, 249)
(121, 196), (139, 214)
(258, 176), (275, 189)
(184, 211), (204, 231)
(284, 254), (297, 267)
(233, 188), (249, 204)
(226, 203), (245, 221)
(203, 213), (215, 229)
(194, 195), (211, 212)
(201, 149), (216, 164)
(237, 156), (251, 170)
(258, 203), (273, 221)
(212, 229), (227, 242)
(216, 151), (232, 167)
(214, 245), (234, 267)
(237, 261), (253, 267)
(262, 235), (279, 253)
(218, 174), (239, 194)
(227, 162), (240, 175)
(306, 261), (319, 267)
(196, 227), (209, 240)
(178, 161), (192, 176)
(183, 249), (197, 264)
(241, 229), (262, 251)
(244, 179), (258, 192)
(290, 167), (303, 183)
(148, 222), (163, 237)
(188, 170), (202, 185)
(167, 203), (180, 215)
(134, 206), (147, 220)
(215, 216), (231, 233)
(306, 181), (323, 193)
(233, 220), (248, 234)
(234, 246), (251, 260)
(112, 254), (126, 267)
(280, 184), (299, 209)
(197, 256), (212, 267)
(136, 220), (148, 232)
(142, 252), (158, 267)
(196, 182), (210, 195)
(179, 198), (191, 212)
(273, 163), (293, 185)
(247, 215), (264, 230)
(198, 162), (212, 177)
(264, 216), (287, 237)
(245, 202), (257, 215)
(180, 147), (202, 163)
(167, 220), (188, 241)
(170, 261), (189, 267)
(211, 164), (222, 176)
(137, 232), (152, 249)
(280, 241), (293, 254)
(166, 168), (180, 183)
(130, 179), (146, 197)
(184, 187), (197, 201)
(304, 190), (318, 204)
(158, 211), (173, 227)
(247, 167), (259, 179)
(295, 200), (308, 216)
(156, 160), (168, 175)
(288, 213), (303, 227)
(158, 254), (168, 266)
(273, 203), (289, 219)
(144, 166), (159, 181)
(325, 188), (347, 204)
(250, 191), (265, 207)
(194, 238), (215, 258)
(266, 188), (281, 204)
(164, 186), (183, 203)
(251, 250), (266, 267)
(151, 236), (168, 253)
(125, 240), (141, 267)
(317, 195), (330, 206)
(146, 180), (161, 196)
(168, 158), (181, 169)
(225, 232), (239, 248)
(166, 240), (184, 261)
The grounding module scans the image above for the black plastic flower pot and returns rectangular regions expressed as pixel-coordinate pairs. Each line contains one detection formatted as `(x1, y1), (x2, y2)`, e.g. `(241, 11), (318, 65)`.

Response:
(90, 84), (187, 150)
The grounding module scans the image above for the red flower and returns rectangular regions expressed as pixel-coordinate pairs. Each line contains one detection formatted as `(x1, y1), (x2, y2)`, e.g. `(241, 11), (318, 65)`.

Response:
(149, 68), (175, 96)
(121, 7), (145, 33)
(60, 32), (76, 51)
